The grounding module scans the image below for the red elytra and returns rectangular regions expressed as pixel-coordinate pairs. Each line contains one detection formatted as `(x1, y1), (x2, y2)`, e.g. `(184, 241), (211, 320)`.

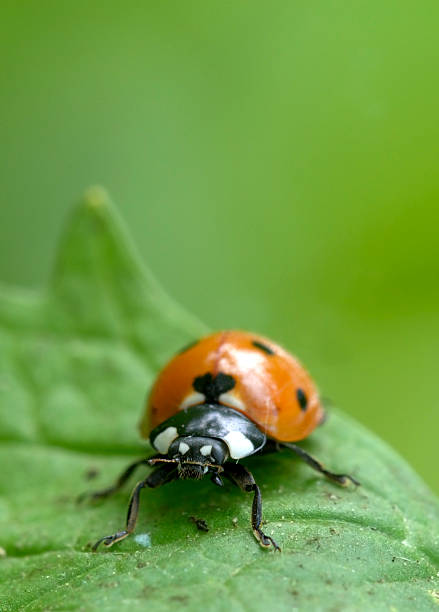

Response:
(140, 330), (325, 443)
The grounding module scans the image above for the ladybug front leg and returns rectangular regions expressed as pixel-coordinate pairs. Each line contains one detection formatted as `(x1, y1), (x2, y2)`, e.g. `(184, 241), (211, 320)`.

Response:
(91, 463), (176, 551)
(282, 443), (360, 487)
(224, 463), (281, 552)
(78, 457), (157, 503)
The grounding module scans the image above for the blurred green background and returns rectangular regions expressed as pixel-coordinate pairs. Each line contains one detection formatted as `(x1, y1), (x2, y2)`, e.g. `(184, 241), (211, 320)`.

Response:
(1, 2), (438, 494)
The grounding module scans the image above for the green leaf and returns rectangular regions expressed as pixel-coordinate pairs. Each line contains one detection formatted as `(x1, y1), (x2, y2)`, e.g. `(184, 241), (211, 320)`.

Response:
(0, 189), (438, 612)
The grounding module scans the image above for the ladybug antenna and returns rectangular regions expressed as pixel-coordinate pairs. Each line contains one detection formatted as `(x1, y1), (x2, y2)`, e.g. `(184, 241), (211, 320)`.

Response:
(148, 457), (178, 466)
(148, 456), (224, 473)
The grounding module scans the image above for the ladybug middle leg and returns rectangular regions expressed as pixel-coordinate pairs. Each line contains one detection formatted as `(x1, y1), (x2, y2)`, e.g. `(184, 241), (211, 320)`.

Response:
(282, 443), (360, 487)
(224, 463), (281, 552)
(91, 462), (177, 551)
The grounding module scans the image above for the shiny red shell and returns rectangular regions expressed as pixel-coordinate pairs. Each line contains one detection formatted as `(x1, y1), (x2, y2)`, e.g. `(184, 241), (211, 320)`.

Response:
(139, 330), (325, 443)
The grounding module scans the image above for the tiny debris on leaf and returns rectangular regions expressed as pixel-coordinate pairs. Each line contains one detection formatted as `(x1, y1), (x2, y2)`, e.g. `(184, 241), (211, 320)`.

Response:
(134, 533), (152, 548)
(189, 516), (209, 532)
(84, 467), (100, 481)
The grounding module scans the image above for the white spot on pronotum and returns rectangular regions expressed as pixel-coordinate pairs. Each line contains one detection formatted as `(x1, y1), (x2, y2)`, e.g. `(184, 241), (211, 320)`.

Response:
(179, 442), (190, 455)
(179, 392), (205, 410)
(152, 426), (178, 454)
(134, 533), (152, 548)
(200, 445), (212, 456)
(219, 392), (246, 412)
(223, 431), (254, 459)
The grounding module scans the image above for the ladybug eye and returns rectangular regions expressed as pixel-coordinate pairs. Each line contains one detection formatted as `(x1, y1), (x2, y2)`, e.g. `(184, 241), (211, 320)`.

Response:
(296, 388), (307, 411)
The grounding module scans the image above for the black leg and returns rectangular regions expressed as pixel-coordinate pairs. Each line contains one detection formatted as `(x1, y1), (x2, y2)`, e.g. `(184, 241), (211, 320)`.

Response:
(255, 439), (281, 456)
(91, 463), (177, 551)
(78, 456), (158, 503)
(282, 443), (360, 487)
(224, 463), (280, 551)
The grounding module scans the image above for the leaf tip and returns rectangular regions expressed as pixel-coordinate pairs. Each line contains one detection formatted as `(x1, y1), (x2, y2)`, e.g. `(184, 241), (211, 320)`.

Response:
(82, 185), (110, 210)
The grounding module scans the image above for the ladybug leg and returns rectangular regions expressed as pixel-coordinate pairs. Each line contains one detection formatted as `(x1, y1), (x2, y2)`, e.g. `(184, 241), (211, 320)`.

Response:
(282, 443), (360, 487)
(254, 439), (281, 456)
(91, 463), (176, 552)
(78, 456), (158, 503)
(224, 463), (281, 552)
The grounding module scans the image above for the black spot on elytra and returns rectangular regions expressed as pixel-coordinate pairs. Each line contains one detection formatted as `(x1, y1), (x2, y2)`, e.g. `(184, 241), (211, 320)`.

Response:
(297, 388), (308, 411)
(252, 340), (275, 355)
(193, 372), (236, 402)
(177, 339), (199, 354)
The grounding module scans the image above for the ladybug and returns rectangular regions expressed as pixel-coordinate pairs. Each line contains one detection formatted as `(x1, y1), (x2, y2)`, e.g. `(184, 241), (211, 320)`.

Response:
(85, 331), (359, 551)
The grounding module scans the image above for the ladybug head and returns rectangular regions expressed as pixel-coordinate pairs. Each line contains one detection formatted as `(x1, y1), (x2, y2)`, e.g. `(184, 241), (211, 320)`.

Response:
(167, 436), (229, 480)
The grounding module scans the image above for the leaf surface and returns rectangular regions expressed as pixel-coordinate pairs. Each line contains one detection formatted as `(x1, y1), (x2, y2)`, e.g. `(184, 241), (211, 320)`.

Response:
(0, 189), (438, 612)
